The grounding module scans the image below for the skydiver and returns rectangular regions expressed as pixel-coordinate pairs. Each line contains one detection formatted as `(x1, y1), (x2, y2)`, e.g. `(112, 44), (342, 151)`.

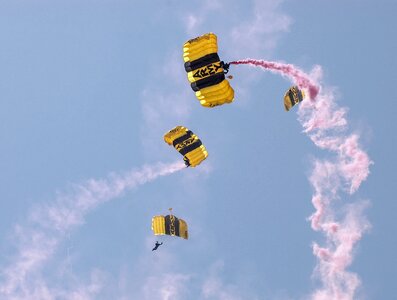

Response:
(152, 241), (163, 251)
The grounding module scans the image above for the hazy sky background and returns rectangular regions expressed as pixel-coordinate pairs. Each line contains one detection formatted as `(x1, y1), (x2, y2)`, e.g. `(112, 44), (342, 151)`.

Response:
(0, 0), (396, 299)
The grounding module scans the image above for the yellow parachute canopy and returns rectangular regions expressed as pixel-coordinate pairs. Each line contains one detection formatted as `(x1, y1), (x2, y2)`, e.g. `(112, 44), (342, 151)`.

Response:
(183, 33), (234, 108)
(164, 126), (208, 167)
(284, 86), (305, 111)
(151, 213), (188, 240)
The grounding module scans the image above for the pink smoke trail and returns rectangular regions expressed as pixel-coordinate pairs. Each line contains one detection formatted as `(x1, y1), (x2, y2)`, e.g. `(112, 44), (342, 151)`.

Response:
(231, 58), (372, 299)
(230, 59), (320, 100)
(0, 161), (186, 299)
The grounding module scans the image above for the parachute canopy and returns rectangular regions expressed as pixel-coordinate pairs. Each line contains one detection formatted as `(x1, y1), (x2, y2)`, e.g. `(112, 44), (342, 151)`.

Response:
(183, 32), (234, 108)
(152, 213), (188, 240)
(284, 86), (305, 111)
(164, 126), (208, 167)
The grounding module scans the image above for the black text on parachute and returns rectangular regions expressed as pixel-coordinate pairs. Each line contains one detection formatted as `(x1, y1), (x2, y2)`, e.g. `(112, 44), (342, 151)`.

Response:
(164, 126), (208, 167)
(183, 33), (234, 108)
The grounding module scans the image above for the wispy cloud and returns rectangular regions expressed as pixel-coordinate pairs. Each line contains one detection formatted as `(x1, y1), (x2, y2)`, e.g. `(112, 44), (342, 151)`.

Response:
(229, 0), (292, 58)
(201, 261), (247, 300)
(142, 273), (191, 300)
(181, 0), (222, 36)
(180, 0), (291, 58)
(140, 50), (193, 160)
(0, 161), (185, 299)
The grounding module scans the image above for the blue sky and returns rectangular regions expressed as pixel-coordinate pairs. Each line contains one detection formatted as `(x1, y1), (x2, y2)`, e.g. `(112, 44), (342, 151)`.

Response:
(0, 0), (396, 299)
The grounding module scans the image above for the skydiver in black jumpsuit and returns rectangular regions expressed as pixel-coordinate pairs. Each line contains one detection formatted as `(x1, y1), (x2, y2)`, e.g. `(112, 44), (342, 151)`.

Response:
(152, 241), (163, 251)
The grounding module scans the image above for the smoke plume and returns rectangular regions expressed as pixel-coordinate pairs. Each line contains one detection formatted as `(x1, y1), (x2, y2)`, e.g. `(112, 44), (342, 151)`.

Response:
(0, 161), (185, 299)
(231, 58), (372, 299)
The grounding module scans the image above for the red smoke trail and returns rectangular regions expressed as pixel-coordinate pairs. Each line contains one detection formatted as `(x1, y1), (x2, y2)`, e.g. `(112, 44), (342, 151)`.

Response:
(232, 58), (372, 299)
(230, 59), (320, 100)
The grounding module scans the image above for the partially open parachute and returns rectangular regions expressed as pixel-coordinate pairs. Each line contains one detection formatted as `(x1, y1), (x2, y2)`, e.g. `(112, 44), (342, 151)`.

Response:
(284, 86), (305, 111)
(164, 126), (208, 167)
(152, 211), (188, 240)
(183, 33), (234, 108)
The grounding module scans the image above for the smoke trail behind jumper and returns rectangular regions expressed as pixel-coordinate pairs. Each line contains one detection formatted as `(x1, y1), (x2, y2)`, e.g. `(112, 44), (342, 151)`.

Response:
(0, 161), (186, 299)
(230, 59), (320, 100)
(231, 58), (372, 299)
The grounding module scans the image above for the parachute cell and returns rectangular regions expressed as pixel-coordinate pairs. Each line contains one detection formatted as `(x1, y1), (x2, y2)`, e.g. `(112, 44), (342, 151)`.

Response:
(151, 214), (188, 239)
(183, 33), (234, 108)
(164, 126), (208, 167)
(284, 86), (305, 111)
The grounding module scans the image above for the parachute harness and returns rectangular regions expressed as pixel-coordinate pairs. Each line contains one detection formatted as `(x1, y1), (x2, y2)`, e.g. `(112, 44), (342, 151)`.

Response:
(221, 62), (233, 79)
(221, 61), (231, 74)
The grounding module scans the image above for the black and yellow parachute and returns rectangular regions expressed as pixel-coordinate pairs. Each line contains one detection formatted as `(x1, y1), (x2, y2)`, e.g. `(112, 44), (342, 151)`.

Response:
(164, 126), (208, 167)
(151, 210), (188, 240)
(284, 86), (305, 111)
(183, 33), (234, 108)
